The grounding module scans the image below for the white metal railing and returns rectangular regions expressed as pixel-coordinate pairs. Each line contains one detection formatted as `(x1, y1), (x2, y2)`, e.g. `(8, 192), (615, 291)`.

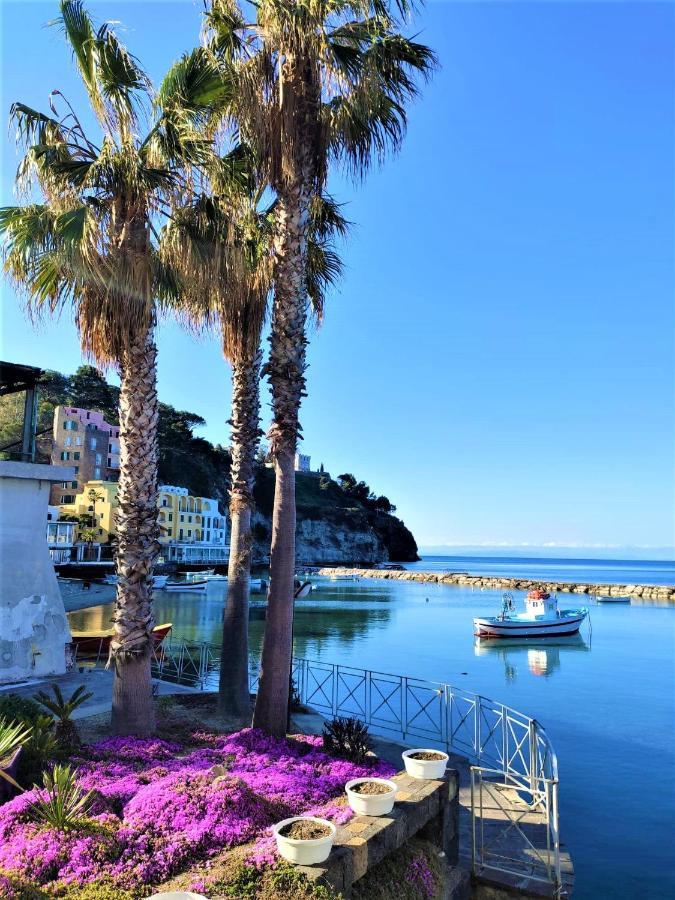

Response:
(70, 638), (562, 892)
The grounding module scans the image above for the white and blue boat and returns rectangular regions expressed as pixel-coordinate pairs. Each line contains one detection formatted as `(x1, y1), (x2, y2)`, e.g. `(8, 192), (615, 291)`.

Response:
(473, 591), (588, 638)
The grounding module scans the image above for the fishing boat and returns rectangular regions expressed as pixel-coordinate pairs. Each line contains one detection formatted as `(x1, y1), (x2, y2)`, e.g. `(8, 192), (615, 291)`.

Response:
(294, 581), (313, 599)
(104, 573), (169, 589)
(595, 594), (631, 603)
(164, 579), (208, 592)
(473, 591), (588, 638)
(70, 622), (172, 657)
(185, 569), (215, 580)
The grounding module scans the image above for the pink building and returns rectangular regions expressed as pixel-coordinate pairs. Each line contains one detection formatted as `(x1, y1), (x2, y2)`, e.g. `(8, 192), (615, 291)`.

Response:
(49, 406), (121, 505)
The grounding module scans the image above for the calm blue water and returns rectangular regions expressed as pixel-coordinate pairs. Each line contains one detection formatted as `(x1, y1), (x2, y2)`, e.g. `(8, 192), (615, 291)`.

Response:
(69, 563), (675, 899)
(409, 554), (675, 586)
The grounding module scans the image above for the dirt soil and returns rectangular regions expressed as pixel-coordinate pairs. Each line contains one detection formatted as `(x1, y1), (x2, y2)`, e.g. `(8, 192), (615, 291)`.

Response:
(279, 820), (332, 840)
(408, 751), (446, 761)
(350, 780), (392, 795)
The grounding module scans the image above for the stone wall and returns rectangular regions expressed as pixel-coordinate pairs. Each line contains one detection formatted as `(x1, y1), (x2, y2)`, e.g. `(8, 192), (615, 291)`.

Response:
(316, 567), (675, 602)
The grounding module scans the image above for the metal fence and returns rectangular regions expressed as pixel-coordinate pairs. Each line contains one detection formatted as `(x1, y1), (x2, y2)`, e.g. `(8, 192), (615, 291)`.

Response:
(72, 638), (562, 893)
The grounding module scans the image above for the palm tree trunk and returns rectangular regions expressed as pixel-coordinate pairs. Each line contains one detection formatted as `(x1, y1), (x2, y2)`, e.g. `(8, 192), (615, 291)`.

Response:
(218, 351), (262, 722)
(252, 181), (310, 736)
(110, 327), (160, 736)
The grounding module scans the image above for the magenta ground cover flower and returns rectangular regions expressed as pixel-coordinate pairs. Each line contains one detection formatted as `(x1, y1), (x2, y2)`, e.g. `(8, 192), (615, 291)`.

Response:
(0, 728), (397, 892)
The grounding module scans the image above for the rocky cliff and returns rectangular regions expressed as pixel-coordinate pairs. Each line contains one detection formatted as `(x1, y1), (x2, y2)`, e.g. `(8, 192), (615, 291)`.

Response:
(251, 469), (418, 565)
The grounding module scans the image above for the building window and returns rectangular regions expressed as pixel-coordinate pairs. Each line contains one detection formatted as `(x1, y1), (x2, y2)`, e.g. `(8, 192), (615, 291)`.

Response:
(188, 515), (192, 523)
(95, 453), (102, 465)
(168, 513), (173, 522)
(94, 467), (101, 479)
(107, 458), (112, 467)
(161, 498), (168, 507)
(179, 529), (183, 539)
(61, 481), (69, 488)
(64, 437), (72, 447)
(187, 529), (192, 537)
(180, 514), (184, 522)
(90, 437), (97, 449)
(76, 436), (82, 445)
(63, 420), (77, 431)
(73, 452), (80, 460)
(98, 529), (103, 536)
(71, 481), (78, 489)
(73, 466), (79, 474)
(61, 495), (75, 503)
(60, 451), (70, 461)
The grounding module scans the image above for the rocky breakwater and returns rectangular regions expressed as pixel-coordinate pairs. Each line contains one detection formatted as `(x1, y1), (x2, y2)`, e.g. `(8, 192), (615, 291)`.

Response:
(316, 568), (675, 603)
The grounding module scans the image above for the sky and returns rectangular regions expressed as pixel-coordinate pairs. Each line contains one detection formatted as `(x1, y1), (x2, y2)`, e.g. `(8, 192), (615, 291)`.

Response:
(1, 1), (674, 556)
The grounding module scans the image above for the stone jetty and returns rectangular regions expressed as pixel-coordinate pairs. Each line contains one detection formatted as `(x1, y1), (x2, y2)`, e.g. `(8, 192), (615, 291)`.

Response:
(316, 567), (675, 602)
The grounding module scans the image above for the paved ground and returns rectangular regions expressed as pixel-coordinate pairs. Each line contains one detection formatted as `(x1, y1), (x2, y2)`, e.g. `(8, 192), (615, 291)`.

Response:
(0, 667), (199, 720)
(59, 579), (116, 613)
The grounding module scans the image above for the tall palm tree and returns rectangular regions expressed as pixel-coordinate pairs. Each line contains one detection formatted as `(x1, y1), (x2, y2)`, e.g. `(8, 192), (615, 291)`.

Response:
(205, 0), (435, 734)
(0, 0), (217, 735)
(163, 121), (345, 722)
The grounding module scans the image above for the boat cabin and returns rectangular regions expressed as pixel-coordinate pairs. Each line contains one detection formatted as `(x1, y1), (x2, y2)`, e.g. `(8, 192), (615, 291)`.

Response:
(524, 595), (558, 618)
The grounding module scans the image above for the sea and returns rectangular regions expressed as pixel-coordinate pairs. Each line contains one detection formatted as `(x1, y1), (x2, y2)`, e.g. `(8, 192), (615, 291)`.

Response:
(68, 554), (675, 899)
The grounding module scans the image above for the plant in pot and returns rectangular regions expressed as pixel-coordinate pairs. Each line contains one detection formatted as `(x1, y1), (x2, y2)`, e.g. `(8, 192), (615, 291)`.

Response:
(345, 777), (398, 816)
(402, 748), (449, 780)
(273, 816), (337, 865)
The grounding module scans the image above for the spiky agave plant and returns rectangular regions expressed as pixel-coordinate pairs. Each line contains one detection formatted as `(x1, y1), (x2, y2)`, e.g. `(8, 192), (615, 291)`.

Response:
(27, 764), (94, 831)
(202, 0), (436, 734)
(0, 717), (32, 792)
(1, 1), (225, 735)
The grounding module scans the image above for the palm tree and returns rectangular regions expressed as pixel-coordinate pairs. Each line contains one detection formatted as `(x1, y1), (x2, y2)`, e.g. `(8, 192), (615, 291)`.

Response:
(162, 123), (345, 722)
(0, 0), (217, 735)
(87, 487), (104, 529)
(205, 0), (435, 734)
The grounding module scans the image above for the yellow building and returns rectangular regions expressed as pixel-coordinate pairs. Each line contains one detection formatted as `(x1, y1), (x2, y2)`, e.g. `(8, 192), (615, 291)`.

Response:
(59, 481), (229, 563)
(59, 480), (118, 544)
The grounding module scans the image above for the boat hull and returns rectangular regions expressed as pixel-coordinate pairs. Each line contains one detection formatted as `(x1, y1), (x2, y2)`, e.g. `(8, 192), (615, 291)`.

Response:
(71, 623), (172, 657)
(473, 613), (586, 638)
(164, 580), (208, 592)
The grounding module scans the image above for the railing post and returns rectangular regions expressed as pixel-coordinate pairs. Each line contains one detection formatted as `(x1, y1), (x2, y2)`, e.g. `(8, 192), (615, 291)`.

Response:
(529, 719), (538, 801)
(551, 779), (561, 892)
(471, 767), (477, 874)
(475, 695), (481, 763)
(502, 705), (508, 777)
(402, 675), (408, 740)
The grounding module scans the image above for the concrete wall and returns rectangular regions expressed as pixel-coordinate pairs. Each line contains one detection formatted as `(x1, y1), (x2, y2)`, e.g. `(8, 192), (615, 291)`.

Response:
(0, 461), (73, 684)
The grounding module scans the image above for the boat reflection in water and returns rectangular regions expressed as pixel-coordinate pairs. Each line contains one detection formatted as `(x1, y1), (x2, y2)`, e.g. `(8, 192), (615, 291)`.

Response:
(474, 633), (590, 681)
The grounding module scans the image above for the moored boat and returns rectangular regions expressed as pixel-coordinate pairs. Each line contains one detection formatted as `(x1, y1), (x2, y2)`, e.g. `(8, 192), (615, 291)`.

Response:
(473, 591), (588, 638)
(70, 622), (172, 657)
(294, 581), (313, 599)
(185, 569), (215, 580)
(103, 573), (169, 589)
(164, 580), (208, 592)
(595, 594), (631, 603)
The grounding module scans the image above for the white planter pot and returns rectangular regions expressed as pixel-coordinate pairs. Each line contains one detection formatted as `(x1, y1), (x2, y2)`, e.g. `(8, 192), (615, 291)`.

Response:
(345, 778), (397, 816)
(402, 748), (449, 780)
(148, 893), (208, 899)
(273, 816), (336, 865)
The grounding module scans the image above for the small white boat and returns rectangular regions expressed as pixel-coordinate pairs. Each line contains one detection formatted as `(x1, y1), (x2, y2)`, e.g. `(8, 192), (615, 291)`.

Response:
(164, 579), (208, 592)
(595, 594), (631, 603)
(185, 569), (215, 580)
(328, 573), (360, 582)
(473, 591), (588, 638)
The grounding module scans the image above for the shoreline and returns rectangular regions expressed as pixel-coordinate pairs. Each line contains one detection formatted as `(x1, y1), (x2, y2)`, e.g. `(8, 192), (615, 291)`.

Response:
(316, 567), (675, 601)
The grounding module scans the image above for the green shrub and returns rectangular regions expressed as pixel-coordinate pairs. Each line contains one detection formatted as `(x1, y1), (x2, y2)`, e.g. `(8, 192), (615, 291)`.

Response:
(0, 869), (49, 899)
(0, 697), (55, 787)
(52, 882), (138, 900)
(322, 716), (372, 764)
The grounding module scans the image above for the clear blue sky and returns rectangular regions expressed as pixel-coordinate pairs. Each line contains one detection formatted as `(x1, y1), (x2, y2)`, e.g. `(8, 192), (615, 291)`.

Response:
(1, 1), (673, 554)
